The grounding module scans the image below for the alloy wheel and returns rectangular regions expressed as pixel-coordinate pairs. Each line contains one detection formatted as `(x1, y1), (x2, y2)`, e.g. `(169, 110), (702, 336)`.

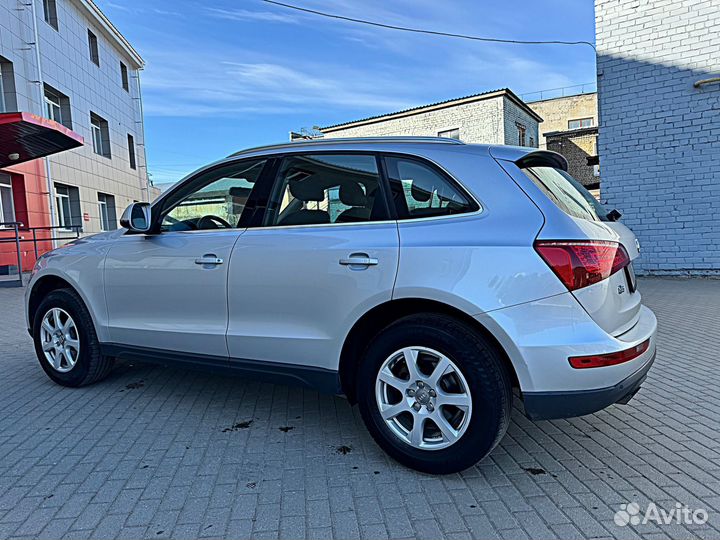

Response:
(40, 308), (80, 373)
(375, 346), (472, 450)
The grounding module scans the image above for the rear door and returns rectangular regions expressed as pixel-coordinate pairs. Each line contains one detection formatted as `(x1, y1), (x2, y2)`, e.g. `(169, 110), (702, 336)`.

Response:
(502, 161), (642, 336)
(225, 153), (399, 375)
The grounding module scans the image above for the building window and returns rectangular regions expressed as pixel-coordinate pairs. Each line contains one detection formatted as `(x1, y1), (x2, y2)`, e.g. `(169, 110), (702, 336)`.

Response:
(88, 29), (100, 66)
(529, 136), (535, 147)
(0, 56), (17, 113)
(43, 0), (58, 30)
(127, 134), (136, 169)
(516, 123), (527, 146)
(568, 117), (594, 129)
(90, 112), (111, 158)
(0, 173), (15, 226)
(55, 183), (80, 230)
(97, 192), (116, 231)
(120, 62), (129, 91)
(43, 84), (72, 128)
(438, 128), (460, 140)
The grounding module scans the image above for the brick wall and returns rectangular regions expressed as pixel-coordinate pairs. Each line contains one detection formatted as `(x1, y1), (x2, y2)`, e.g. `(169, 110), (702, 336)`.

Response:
(596, 0), (720, 275)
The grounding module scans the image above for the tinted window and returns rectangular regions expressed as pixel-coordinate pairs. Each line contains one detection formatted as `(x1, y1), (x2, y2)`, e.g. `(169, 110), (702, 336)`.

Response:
(522, 166), (608, 222)
(264, 154), (386, 226)
(161, 159), (266, 231)
(385, 157), (477, 220)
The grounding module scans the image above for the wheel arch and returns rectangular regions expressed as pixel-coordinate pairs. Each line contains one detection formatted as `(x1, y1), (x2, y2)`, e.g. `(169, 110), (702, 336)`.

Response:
(339, 298), (520, 403)
(28, 274), (97, 337)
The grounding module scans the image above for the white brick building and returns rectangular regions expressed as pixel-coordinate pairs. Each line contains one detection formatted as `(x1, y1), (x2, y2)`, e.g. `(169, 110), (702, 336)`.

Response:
(0, 0), (149, 237)
(320, 89), (541, 148)
(596, 0), (720, 275)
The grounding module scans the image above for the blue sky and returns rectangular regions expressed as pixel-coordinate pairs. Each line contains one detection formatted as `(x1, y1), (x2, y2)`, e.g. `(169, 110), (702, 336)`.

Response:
(94, 0), (597, 186)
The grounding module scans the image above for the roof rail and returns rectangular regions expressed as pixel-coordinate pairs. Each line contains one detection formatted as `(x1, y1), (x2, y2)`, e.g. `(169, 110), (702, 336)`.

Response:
(229, 136), (465, 157)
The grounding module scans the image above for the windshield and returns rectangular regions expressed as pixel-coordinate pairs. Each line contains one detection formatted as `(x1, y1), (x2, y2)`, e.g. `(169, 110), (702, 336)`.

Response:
(522, 166), (609, 222)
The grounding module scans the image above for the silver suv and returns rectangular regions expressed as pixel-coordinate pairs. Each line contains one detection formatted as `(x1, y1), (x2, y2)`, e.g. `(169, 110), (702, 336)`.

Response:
(25, 137), (657, 473)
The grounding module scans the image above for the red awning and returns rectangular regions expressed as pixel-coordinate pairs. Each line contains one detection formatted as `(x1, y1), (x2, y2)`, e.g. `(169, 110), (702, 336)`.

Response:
(0, 112), (84, 167)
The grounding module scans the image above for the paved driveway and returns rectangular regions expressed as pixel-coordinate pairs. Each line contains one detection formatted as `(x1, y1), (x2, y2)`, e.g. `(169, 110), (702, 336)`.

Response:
(0, 278), (719, 540)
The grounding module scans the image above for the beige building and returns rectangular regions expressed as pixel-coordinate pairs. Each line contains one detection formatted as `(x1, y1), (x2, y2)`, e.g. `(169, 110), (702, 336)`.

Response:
(527, 93), (597, 149)
(528, 93), (600, 190)
(320, 89), (542, 148)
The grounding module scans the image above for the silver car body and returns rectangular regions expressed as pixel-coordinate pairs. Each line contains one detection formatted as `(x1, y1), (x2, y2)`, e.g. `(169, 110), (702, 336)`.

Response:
(25, 137), (657, 420)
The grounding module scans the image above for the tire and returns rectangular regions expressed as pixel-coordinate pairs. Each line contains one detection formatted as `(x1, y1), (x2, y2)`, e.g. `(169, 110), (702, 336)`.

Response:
(33, 288), (114, 387)
(357, 313), (512, 474)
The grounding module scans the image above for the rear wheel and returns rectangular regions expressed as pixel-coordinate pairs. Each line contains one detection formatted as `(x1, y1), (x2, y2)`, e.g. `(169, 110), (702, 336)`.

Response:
(33, 289), (114, 387)
(357, 314), (512, 474)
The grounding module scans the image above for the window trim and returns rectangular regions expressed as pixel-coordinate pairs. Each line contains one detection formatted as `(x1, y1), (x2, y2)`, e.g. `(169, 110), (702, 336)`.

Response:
(258, 153), (392, 229)
(55, 186), (73, 230)
(437, 127), (461, 140)
(568, 117), (594, 130)
(149, 150), (484, 235)
(145, 157), (272, 235)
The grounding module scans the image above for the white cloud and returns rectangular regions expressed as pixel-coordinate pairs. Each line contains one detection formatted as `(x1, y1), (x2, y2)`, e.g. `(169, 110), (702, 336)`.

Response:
(206, 7), (300, 24)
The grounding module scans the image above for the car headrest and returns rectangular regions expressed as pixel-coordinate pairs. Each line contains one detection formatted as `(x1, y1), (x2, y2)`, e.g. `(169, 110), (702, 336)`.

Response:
(288, 176), (325, 202)
(339, 183), (367, 207)
(410, 183), (433, 203)
(278, 209), (330, 226)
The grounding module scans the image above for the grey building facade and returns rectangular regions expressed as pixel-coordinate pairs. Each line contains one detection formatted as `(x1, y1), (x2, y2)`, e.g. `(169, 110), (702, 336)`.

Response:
(596, 0), (720, 275)
(0, 0), (150, 235)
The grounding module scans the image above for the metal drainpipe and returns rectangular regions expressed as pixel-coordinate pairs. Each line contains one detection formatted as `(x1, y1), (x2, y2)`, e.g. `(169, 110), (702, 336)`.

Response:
(135, 69), (150, 202)
(28, 0), (57, 230)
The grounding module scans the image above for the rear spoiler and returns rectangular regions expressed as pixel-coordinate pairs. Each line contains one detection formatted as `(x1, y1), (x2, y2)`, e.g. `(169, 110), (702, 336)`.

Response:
(514, 150), (568, 172)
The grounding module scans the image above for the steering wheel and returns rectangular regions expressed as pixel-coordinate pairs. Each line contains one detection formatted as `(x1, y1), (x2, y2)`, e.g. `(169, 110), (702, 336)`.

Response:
(196, 215), (233, 229)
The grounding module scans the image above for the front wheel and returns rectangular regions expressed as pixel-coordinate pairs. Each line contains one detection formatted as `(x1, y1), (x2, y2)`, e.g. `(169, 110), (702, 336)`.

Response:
(357, 314), (512, 474)
(33, 288), (114, 387)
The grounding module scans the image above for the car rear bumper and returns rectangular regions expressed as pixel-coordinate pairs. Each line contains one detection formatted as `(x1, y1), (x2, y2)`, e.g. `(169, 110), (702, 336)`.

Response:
(522, 348), (655, 420)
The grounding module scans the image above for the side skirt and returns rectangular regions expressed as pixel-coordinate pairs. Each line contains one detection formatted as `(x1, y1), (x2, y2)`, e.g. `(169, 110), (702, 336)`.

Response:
(100, 343), (342, 395)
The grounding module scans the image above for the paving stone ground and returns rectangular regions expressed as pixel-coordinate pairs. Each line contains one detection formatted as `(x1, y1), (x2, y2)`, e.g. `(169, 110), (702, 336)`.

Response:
(0, 277), (719, 540)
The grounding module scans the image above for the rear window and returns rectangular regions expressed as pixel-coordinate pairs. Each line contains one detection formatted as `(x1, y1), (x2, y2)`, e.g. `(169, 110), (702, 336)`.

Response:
(522, 166), (608, 222)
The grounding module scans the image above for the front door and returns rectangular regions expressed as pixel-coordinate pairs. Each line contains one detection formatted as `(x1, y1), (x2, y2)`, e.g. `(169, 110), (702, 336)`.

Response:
(226, 153), (399, 375)
(104, 158), (269, 359)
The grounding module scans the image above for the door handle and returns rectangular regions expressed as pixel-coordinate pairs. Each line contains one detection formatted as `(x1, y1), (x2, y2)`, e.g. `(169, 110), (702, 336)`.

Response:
(339, 255), (378, 266)
(195, 255), (224, 265)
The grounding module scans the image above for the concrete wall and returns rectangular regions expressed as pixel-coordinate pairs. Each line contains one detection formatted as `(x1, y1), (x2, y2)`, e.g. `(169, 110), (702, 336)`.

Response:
(0, 0), (148, 237)
(596, 0), (720, 275)
(322, 94), (539, 147)
(529, 93), (597, 149)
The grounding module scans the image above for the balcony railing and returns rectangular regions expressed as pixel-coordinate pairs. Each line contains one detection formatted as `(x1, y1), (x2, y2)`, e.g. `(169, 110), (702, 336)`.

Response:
(0, 222), (82, 287)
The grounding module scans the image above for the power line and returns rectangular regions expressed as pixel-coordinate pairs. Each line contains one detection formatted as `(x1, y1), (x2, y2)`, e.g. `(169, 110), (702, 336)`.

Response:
(261, 0), (596, 50)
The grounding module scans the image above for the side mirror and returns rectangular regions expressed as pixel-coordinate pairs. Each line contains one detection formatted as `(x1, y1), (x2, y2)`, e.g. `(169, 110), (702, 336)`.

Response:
(120, 202), (152, 233)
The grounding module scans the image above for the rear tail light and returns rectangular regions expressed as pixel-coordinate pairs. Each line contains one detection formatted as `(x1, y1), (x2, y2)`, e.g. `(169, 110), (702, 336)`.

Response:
(569, 339), (650, 369)
(534, 240), (631, 291)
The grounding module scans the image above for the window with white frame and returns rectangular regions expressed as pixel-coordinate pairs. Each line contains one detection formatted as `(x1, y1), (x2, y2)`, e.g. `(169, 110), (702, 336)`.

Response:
(43, 0), (58, 30)
(516, 123), (527, 146)
(90, 112), (111, 158)
(97, 192), (116, 231)
(0, 55), (18, 113)
(43, 84), (72, 128)
(568, 117), (594, 129)
(55, 183), (79, 230)
(0, 173), (15, 226)
(88, 29), (100, 66)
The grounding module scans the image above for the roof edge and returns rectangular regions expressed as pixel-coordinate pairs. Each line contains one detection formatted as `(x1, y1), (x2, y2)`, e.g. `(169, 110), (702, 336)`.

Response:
(321, 89), (519, 132)
(502, 89), (544, 123)
(73, 0), (144, 68)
